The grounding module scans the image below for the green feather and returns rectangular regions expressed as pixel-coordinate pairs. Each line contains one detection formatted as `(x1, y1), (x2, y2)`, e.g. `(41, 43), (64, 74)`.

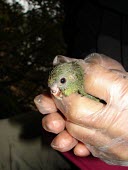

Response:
(48, 61), (99, 101)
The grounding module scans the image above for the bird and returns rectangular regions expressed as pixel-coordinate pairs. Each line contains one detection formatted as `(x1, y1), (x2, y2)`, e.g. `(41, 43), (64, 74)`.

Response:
(48, 61), (99, 102)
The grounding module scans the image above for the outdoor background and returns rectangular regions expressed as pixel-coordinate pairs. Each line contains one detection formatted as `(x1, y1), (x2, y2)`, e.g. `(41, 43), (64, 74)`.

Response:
(1, 0), (128, 119)
(1, 0), (66, 118)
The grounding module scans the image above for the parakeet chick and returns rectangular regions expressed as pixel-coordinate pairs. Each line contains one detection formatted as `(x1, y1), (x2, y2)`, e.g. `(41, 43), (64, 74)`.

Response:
(48, 62), (98, 101)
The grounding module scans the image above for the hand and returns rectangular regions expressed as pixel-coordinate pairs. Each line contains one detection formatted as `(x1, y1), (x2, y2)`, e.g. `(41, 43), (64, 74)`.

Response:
(34, 53), (128, 166)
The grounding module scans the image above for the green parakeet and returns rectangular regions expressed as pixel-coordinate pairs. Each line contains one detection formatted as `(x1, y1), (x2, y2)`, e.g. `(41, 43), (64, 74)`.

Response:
(48, 61), (98, 101)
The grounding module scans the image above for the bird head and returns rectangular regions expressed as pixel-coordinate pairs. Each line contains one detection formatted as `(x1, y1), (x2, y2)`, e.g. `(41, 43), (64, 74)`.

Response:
(48, 62), (84, 98)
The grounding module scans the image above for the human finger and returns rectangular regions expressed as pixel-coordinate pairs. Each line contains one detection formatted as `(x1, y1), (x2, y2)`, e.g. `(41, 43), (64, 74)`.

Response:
(51, 130), (78, 152)
(42, 112), (65, 134)
(34, 94), (57, 114)
(66, 121), (110, 147)
(73, 142), (90, 157)
(83, 63), (128, 102)
(57, 93), (105, 129)
(85, 53), (125, 71)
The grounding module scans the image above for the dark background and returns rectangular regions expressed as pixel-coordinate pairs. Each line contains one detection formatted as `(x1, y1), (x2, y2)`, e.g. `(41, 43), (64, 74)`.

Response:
(0, 0), (66, 118)
(1, 0), (128, 118)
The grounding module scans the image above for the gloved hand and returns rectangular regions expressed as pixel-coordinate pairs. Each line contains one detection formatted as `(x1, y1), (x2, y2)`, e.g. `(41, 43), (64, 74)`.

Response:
(34, 53), (128, 166)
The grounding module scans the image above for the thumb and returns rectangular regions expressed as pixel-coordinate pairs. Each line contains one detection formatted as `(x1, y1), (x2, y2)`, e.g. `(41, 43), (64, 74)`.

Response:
(85, 53), (125, 71)
(82, 63), (128, 102)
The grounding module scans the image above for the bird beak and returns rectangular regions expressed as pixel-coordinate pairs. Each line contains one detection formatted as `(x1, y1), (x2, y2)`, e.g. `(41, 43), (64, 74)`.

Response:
(50, 84), (62, 97)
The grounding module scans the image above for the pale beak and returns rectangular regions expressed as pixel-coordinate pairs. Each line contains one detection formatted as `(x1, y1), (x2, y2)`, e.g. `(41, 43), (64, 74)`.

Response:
(50, 84), (60, 96)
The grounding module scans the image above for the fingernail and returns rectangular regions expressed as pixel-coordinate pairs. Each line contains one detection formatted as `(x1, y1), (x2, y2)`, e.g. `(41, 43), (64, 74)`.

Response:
(49, 120), (64, 134)
(34, 94), (57, 114)
(34, 94), (48, 114)
(51, 137), (78, 152)
(51, 139), (67, 149)
(34, 94), (43, 104)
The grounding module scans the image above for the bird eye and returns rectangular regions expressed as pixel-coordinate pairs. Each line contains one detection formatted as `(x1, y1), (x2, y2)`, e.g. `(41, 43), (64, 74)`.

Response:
(60, 78), (66, 84)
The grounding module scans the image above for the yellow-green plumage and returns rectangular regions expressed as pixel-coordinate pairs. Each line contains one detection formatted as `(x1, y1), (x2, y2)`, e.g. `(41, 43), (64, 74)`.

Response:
(48, 62), (98, 101)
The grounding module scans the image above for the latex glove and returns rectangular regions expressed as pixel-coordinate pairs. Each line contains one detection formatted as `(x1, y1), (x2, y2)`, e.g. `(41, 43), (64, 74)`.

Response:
(34, 53), (128, 166)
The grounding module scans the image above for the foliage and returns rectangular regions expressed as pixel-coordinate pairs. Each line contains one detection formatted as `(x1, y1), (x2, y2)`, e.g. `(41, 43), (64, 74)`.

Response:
(0, 0), (66, 118)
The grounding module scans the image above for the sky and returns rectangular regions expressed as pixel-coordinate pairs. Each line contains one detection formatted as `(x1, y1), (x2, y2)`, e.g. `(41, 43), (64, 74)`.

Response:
(7, 0), (29, 12)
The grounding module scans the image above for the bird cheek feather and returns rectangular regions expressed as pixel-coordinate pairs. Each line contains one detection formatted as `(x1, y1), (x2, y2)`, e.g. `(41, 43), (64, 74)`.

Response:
(69, 75), (75, 81)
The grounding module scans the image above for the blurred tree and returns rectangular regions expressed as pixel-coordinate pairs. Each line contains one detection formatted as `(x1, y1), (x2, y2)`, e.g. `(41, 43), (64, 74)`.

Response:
(0, 0), (66, 117)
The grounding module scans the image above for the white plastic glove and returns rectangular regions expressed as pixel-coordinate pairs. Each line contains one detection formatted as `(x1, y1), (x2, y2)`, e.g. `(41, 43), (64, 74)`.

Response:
(34, 53), (128, 166)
